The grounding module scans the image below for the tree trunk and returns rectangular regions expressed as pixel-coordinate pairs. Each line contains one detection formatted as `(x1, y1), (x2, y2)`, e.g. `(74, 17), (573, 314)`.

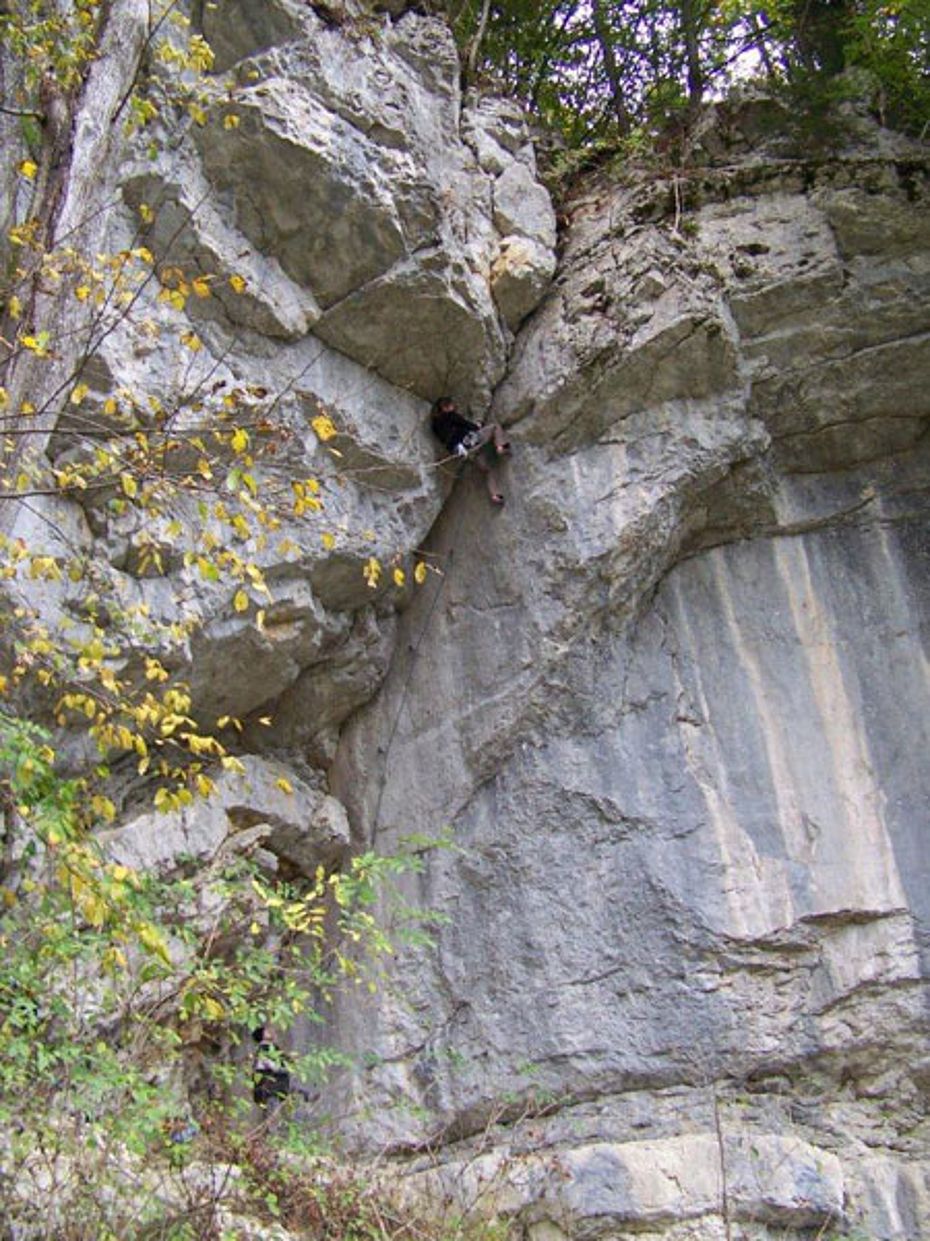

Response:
(792, 0), (850, 75)
(681, 0), (704, 113)
(0, 0), (150, 539)
(465, 0), (492, 81)
(592, 0), (632, 136)
(746, 10), (778, 82)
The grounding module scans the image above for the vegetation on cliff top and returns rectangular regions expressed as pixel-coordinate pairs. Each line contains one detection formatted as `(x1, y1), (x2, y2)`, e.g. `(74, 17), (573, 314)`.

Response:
(448, 0), (930, 147)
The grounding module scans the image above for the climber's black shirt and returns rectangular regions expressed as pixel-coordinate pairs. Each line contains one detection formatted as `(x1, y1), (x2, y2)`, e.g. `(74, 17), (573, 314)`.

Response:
(431, 406), (480, 452)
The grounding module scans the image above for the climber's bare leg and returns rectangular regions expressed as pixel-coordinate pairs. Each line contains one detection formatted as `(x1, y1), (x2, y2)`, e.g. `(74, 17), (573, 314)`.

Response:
(474, 455), (505, 505)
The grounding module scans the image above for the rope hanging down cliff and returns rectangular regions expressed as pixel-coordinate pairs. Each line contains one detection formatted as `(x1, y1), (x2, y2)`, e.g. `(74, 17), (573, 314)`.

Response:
(370, 404), (512, 833)
(370, 468), (467, 836)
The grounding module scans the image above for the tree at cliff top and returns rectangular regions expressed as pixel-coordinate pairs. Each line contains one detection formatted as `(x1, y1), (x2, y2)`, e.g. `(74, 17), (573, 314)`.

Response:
(450, 0), (930, 143)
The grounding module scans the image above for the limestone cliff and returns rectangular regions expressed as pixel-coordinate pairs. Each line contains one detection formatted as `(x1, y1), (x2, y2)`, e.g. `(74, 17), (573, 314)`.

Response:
(2, 3), (929, 1238)
(325, 104), (930, 1239)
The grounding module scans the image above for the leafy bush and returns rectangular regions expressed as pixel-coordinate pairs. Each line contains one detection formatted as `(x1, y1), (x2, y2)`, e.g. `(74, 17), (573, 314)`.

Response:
(0, 711), (442, 1237)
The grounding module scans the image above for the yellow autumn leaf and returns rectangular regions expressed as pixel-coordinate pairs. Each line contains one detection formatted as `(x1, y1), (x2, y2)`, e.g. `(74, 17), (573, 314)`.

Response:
(393, 567), (406, 587)
(18, 159), (37, 180)
(233, 589), (249, 613)
(311, 413), (337, 442)
(181, 329), (202, 352)
(363, 556), (382, 589)
(136, 920), (171, 964)
(120, 473), (137, 498)
(229, 273), (247, 294)
(74, 284), (91, 302)
(223, 113), (240, 129)
(102, 946), (127, 973)
(8, 295), (22, 320)
(231, 427), (249, 453)
(276, 777), (294, 795)
(201, 994), (225, 1020)
(91, 794), (116, 823)
(321, 531), (336, 550)
(0, 388), (7, 410)
(139, 202), (154, 223)
(191, 275), (211, 298)
(81, 892), (108, 928)
(70, 382), (89, 405)
(144, 657), (168, 682)
(414, 560), (428, 585)
(188, 35), (214, 71)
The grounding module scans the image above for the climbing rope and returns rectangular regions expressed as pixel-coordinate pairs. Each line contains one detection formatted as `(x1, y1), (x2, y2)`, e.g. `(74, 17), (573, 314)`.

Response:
(370, 458), (471, 835)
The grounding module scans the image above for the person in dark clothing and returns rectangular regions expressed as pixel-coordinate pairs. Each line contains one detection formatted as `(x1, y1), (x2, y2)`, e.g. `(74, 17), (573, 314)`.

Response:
(430, 397), (510, 505)
(251, 1025), (291, 1111)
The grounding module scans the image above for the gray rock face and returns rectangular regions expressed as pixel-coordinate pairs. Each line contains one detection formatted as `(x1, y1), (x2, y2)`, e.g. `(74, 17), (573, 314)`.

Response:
(102, 755), (349, 878)
(1, 0), (556, 781)
(2, 4), (929, 1236)
(160, 5), (556, 409)
(56, 3), (552, 777)
(326, 133), (930, 1239)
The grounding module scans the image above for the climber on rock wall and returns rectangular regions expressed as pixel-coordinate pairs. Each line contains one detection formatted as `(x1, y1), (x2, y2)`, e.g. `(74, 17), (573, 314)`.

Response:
(251, 1025), (291, 1111)
(429, 397), (511, 506)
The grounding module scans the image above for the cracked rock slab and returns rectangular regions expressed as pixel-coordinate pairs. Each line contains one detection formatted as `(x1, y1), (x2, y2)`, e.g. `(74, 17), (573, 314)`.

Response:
(101, 756), (349, 877)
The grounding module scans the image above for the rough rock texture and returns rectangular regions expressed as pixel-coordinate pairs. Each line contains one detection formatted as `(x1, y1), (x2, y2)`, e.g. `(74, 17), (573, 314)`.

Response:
(102, 754), (349, 878)
(3, 4), (929, 1237)
(324, 120), (930, 1239)
(2, 0), (556, 779)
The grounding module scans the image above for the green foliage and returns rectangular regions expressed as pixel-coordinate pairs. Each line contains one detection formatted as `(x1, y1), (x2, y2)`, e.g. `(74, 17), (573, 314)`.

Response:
(844, 0), (930, 131)
(0, 716), (505, 1240)
(0, 713), (435, 1236)
(449, 0), (738, 143)
(446, 0), (930, 148)
(0, 0), (103, 96)
(0, 708), (76, 839)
